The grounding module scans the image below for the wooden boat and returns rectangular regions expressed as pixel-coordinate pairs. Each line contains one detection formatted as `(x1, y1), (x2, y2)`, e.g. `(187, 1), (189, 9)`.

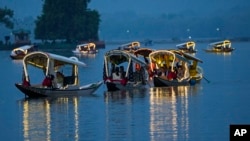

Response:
(72, 42), (98, 54)
(172, 50), (203, 83)
(77, 40), (105, 49)
(117, 41), (140, 53)
(10, 45), (38, 60)
(148, 50), (202, 87)
(15, 51), (102, 98)
(103, 49), (149, 91)
(176, 41), (197, 53)
(204, 40), (235, 53)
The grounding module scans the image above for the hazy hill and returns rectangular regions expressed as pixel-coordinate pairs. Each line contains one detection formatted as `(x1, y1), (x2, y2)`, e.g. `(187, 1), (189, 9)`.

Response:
(1, 0), (250, 42)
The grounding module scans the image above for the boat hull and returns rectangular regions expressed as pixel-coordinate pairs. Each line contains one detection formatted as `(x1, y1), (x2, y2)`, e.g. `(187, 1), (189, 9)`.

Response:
(204, 48), (235, 53)
(15, 81), (102, 98)
(72, 50), (98, 54)
(153, 77), (191, 87)
(177, 48), (197, 53)
(105, 81), (147, 91)
(10, 55), (25, 60)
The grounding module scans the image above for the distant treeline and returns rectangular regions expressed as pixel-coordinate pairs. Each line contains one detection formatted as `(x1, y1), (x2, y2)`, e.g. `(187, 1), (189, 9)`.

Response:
(1, 37), (250, 50)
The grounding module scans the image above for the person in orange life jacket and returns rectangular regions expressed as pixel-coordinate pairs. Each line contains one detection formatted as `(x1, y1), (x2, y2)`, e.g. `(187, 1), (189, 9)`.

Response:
(134, 63), (146, 84)
(147, 62), (156, 77)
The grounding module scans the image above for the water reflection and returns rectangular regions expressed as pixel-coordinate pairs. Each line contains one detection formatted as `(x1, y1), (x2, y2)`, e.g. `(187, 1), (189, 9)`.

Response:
(74, 53), (97, 59)
(103, 88), (147, 101)
(12, 59), (23, 65)
(19, 97), (80, 141)
(103, 89), (148, 140)
(148, 85), (201, 141)
(209, 52), (232, 56)
(150, 85), (200, 98)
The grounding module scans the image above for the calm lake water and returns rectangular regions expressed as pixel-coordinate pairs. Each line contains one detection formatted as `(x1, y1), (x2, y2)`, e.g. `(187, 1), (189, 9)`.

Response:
(1, 41), (250, 141)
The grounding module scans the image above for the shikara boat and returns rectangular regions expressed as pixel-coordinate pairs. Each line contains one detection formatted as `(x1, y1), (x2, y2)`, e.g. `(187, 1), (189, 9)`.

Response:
(149, 50), (203, 87)
(103, 49), (149, 91)
(204, 40), (235, 53)
(72, 42), (98, 54)
(176, 41), (197, 53)
(15, 51), (102, 98)
(10, 45), (38, 60)
(117, 41), (140, 53)
(172, 50), (203, 83)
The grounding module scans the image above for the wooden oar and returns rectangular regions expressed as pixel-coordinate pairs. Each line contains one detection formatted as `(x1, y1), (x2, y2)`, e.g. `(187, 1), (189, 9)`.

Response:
(203, 76), (210, 83)
(147, 80), (153, 87)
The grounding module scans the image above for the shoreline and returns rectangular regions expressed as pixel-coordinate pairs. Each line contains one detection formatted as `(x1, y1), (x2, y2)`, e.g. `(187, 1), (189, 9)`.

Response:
(0, 38), (249, 51)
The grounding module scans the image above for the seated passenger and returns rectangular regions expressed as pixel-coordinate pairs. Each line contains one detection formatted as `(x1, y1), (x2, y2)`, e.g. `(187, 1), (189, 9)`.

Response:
(112, 67), (121, 80)
(134, 64), (146, 84)
(119, 66), (126, 79)
(158, 67), (168, 77)
(56, 71), (64, 88)
(167, 69), (177, 81)
(177, 66), (185, 80)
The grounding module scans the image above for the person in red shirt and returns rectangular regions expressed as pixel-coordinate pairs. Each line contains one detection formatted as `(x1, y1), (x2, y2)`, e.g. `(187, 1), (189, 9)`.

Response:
(167, 68), (177, 81)
(42, 74), (54, 88)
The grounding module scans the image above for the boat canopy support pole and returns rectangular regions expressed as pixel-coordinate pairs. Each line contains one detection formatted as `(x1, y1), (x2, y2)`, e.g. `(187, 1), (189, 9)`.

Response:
(22, 61), (29, 82)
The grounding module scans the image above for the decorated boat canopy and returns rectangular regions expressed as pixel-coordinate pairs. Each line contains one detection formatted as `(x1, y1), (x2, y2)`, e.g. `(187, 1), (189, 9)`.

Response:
(149, 50), (191, 71)
(176, 41), (195, 49)
(134, 48), (154, 57)
(119, 41), (140, 48)
(12, 45), (36, 55)
(149, 50), (191, 64)
(172, 50), (203, 63)
(118, 41), (140, 51)
(208, 40), (231, 48)
(23, 51), (86, 69)
(104, 49), (147, 66)
(77, 42), (96, 51)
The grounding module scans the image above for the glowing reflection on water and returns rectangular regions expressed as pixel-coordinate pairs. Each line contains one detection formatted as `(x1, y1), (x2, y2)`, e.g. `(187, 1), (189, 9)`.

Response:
(149, 85), (201, 141)
(20, 97), (79, 141)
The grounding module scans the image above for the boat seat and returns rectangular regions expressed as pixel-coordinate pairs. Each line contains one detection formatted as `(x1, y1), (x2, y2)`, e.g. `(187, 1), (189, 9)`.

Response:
(63, 76), (75, 86)
(31, 84), (43, 88)
(64, 84), (78, 90)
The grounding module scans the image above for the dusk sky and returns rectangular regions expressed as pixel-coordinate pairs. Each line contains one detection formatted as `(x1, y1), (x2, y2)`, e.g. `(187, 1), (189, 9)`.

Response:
(1, 0), (250, 41)
(1, 0), (248, 18)
(89, 0), (249, 15)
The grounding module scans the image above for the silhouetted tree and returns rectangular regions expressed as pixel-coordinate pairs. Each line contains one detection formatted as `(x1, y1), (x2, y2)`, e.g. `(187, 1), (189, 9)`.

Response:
(0, 7), (14, 45)
(35, 0), (100, 43)
(0, 7), (14, 29)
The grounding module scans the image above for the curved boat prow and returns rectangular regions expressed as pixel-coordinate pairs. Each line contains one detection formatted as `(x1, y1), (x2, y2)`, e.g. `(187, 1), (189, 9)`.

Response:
(79, 80), (103, 89)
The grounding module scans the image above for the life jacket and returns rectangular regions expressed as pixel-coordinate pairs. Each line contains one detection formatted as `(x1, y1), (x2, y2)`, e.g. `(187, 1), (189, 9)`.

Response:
(135, 63), (141, 71)
(42, 76), (52, 87)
